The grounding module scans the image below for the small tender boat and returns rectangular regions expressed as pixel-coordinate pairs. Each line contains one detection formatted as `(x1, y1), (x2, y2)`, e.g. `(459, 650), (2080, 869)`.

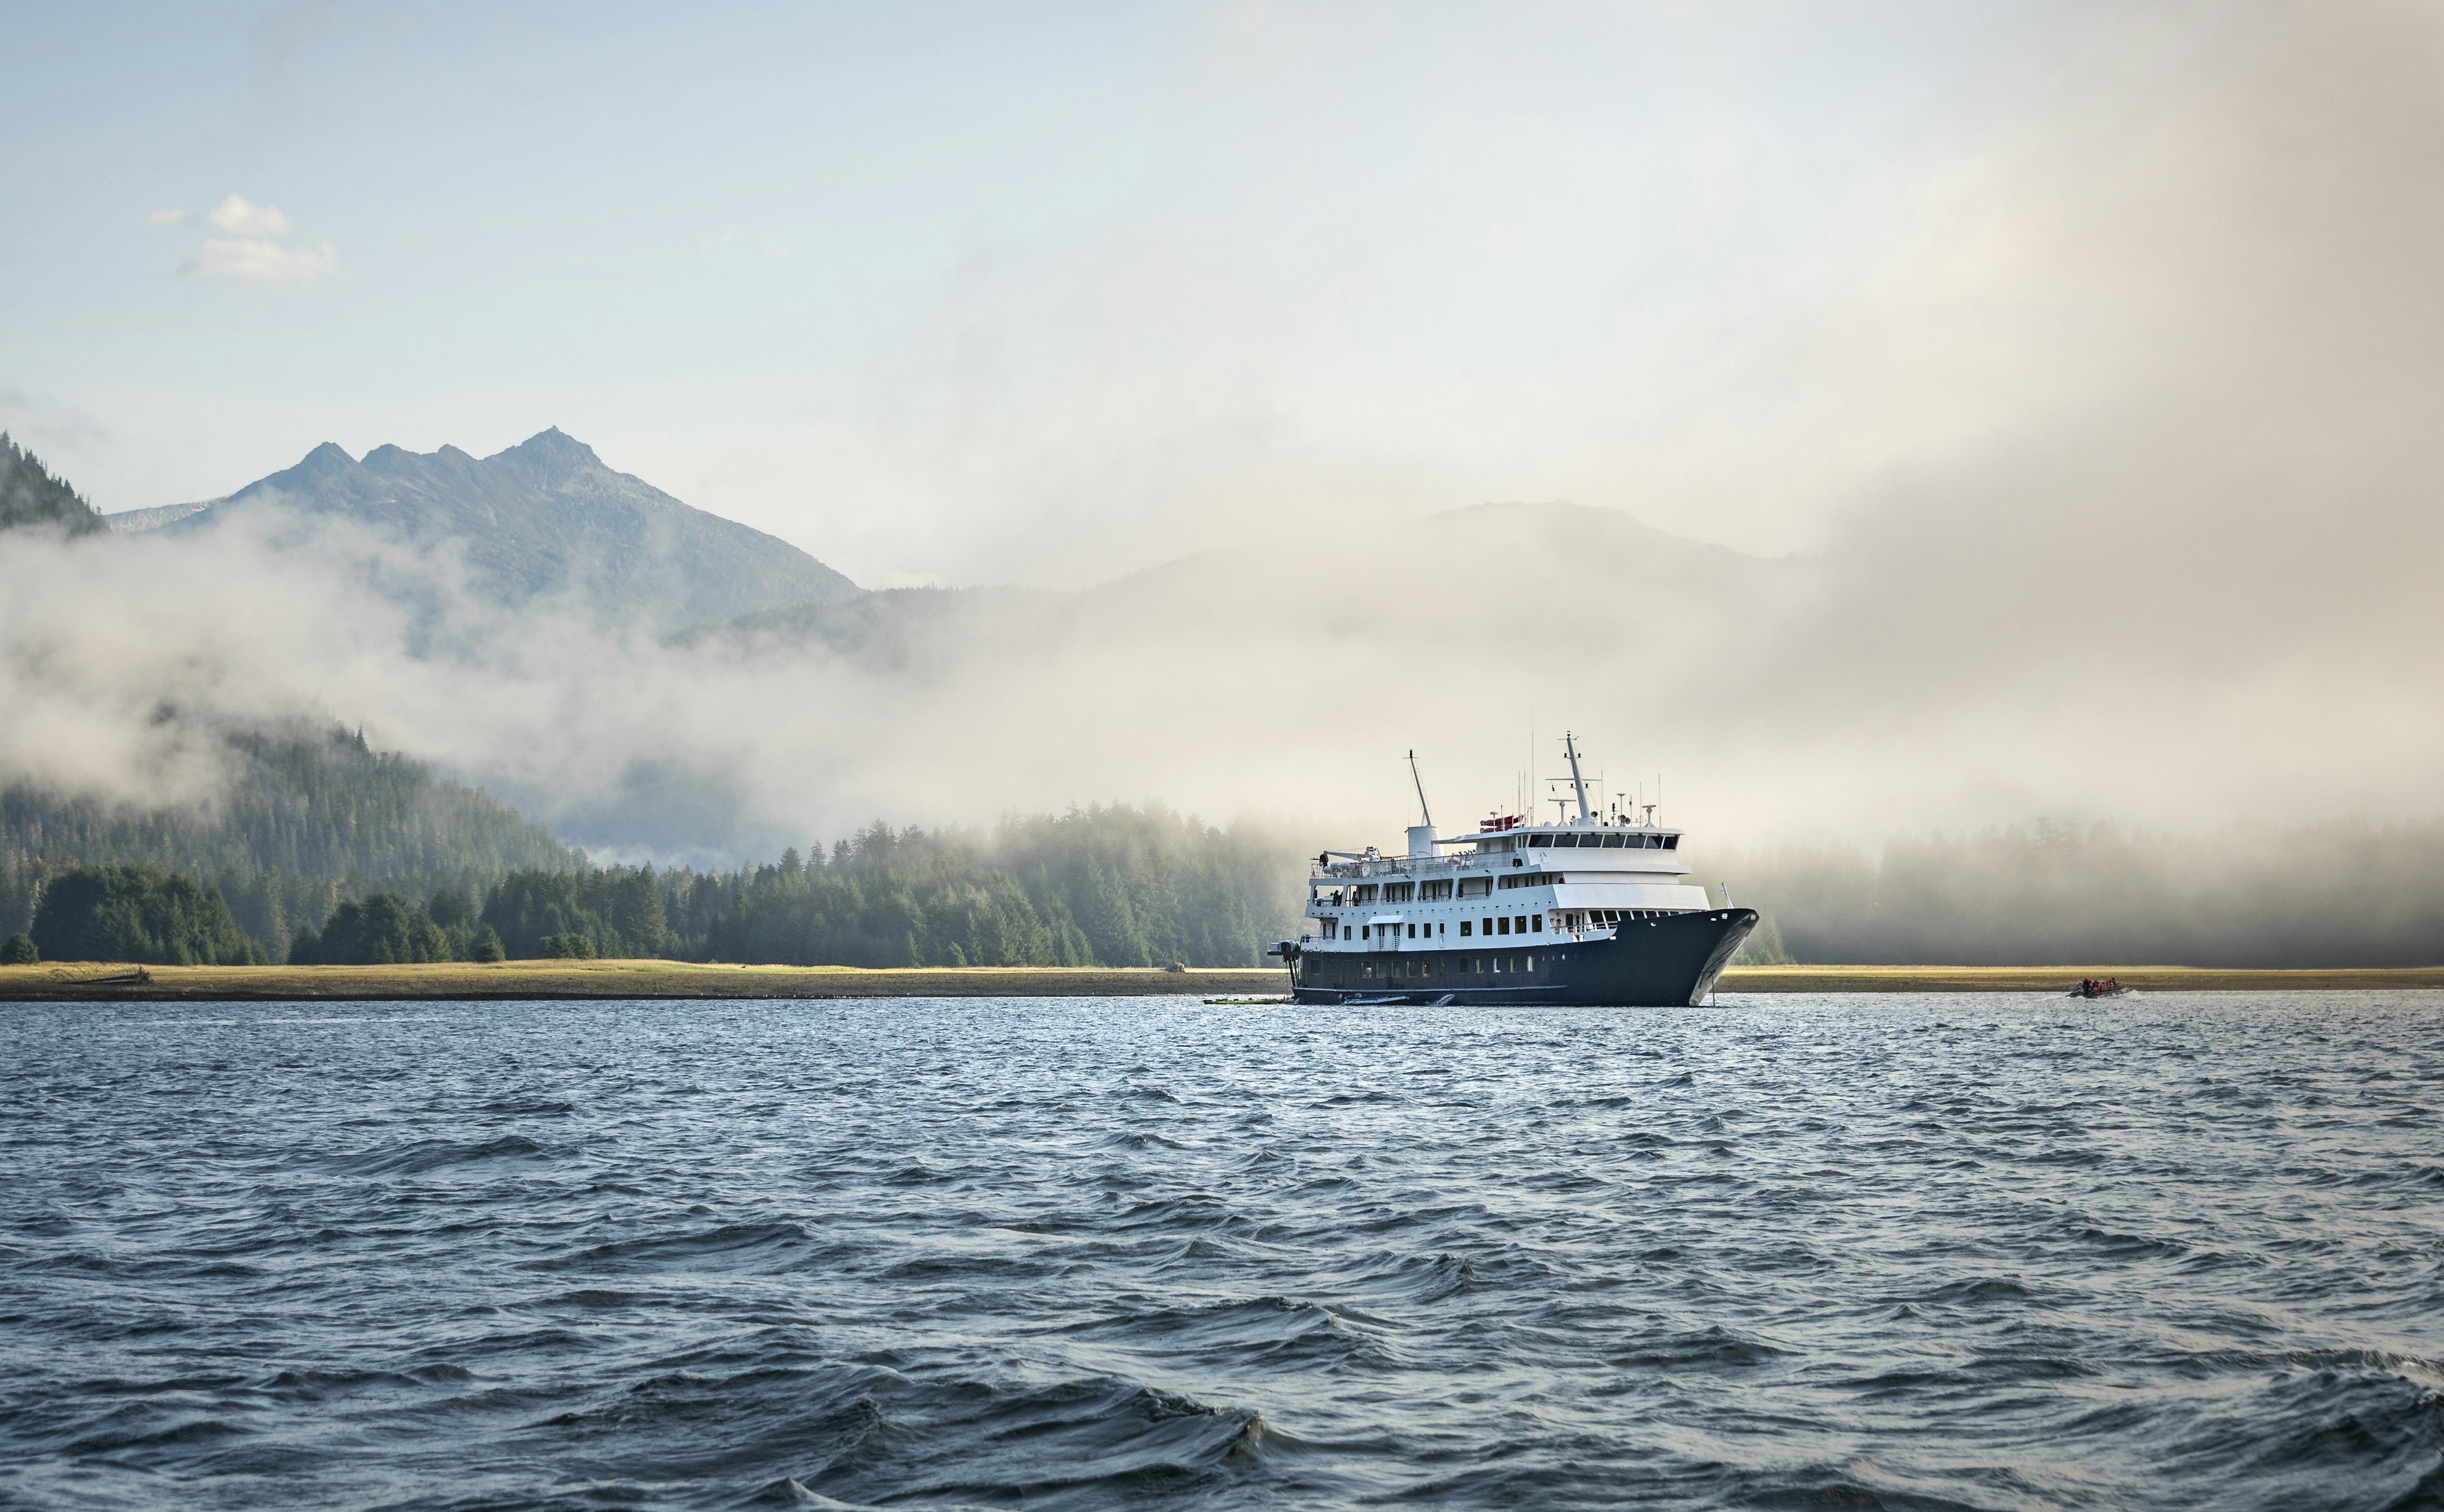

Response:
(2069, 977), (2131, 999)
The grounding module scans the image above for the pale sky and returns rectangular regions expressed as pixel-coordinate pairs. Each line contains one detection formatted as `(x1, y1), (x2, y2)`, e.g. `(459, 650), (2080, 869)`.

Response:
(1, 0), (2129, 588)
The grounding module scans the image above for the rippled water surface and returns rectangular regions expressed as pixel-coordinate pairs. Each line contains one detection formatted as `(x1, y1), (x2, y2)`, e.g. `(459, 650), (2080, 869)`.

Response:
(4, 993), (2441, 1511)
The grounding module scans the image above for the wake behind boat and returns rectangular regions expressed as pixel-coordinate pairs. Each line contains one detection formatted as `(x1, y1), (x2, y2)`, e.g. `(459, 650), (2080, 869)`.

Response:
(1268, 736), (1755, 1007)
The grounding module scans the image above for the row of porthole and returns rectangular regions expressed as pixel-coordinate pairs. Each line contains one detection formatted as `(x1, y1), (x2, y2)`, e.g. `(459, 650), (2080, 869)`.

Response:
(1328, 916), (1546, 942)
(1358, 956), (1537, 978)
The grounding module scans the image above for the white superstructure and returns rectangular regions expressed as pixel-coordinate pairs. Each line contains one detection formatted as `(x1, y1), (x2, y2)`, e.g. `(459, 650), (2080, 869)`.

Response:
(1300, 734), (1713, 958)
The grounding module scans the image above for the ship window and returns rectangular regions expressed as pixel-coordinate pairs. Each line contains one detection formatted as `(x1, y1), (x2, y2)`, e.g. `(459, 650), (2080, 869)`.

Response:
(1406, 923), (1415, 939)
(1532, 915), (1543, 932)
(1601, 834), (1626, 848)
(1528, 834), (1550, 848)
(1664, 834), (1679, 849)
(1483, 916), (1494, 934)
(1459, 920), (1471, 936)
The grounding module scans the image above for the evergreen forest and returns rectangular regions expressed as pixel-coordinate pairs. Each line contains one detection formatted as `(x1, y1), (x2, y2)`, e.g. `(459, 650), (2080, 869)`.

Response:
(4, 734), (1305, 968)
(0, 724), (574, 959)
(0, 434), (109, 538)
(29, 865), (264, 965)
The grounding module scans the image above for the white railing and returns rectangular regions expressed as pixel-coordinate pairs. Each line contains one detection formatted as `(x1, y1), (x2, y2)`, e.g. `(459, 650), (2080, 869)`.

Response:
(1310, 851), (1470, 881)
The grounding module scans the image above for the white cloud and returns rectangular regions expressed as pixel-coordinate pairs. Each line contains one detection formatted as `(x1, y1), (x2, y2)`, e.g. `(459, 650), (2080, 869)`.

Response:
(181, 238), (337, 282)
(208, 193), (290, 235)
(148, 207), (192, 226)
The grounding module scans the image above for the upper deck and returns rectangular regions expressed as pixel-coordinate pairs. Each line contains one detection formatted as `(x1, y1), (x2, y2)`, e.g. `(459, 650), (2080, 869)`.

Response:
(1311, 820), (1687, 883)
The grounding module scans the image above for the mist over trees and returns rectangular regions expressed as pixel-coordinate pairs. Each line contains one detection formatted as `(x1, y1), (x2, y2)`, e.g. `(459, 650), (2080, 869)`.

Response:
(0, 724), (573, 958)
(486, 807), (1301, 968)
(1699, 819), (2444, 969)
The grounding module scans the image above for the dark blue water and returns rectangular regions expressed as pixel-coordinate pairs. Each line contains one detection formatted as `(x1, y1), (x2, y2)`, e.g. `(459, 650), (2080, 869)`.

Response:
(3, 994), (2440, 1511)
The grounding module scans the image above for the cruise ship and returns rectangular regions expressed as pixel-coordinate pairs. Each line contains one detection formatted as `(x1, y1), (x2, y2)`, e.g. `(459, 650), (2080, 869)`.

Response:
(1272, 736), (1757, 1005)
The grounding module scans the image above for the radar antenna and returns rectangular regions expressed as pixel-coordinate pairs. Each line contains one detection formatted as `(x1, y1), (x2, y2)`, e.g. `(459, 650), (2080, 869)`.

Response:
(1407, 750), (1434, 829)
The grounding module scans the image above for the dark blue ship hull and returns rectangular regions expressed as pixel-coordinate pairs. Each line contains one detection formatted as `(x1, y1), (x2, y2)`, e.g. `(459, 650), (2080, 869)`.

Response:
(1286, 908), (1757, 1007)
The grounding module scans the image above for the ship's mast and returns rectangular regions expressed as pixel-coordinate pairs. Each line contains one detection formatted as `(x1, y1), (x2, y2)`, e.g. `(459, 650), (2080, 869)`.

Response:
(1407, 749), (1433, 828)
(1562, 731), (1592, 823)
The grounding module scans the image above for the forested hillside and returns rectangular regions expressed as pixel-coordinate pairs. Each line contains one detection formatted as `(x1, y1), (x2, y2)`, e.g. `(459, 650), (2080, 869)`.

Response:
(0, 435), (108, 538)
(476, 808), (1303, 968)
(0, 725), (573, 956)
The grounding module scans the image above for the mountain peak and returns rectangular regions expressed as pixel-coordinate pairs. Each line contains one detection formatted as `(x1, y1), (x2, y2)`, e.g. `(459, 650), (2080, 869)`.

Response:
(297, 441), (358, 475)
(490, 427), (603, 487)
(157, 426), (860, 624)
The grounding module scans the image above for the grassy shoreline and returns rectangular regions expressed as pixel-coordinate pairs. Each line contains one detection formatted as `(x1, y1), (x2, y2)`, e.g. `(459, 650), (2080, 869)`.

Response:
(2, 960), (2440, 1002)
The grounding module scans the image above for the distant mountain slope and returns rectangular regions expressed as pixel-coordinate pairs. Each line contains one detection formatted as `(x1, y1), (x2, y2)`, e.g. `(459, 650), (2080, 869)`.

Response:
(0, 435), (108, 538)
(670, 584), (1071, 672)
(105, 498), (214, 533)
(151, 428), (859, 626)
(682, 498), (1796, 675)
(0, 724), (576, 955)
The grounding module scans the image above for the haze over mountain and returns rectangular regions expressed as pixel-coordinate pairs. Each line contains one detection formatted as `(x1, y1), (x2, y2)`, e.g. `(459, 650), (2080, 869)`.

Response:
(116, 428), (858, 628)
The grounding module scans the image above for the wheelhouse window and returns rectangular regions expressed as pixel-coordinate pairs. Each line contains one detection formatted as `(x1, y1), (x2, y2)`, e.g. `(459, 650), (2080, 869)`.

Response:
(1528, 834), (1551, 848)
